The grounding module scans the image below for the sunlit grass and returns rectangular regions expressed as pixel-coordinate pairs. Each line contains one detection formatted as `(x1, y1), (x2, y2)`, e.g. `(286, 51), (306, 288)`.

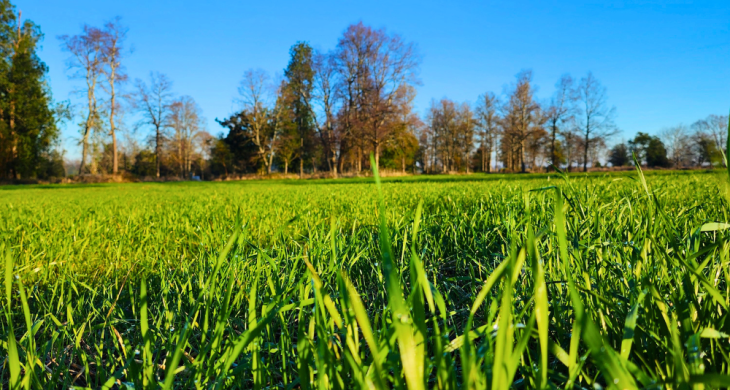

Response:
(1, 168), (729, 389)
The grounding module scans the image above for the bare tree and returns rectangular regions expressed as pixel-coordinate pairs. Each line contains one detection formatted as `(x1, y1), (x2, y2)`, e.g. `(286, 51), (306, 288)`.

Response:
(458, 103), (475, 173)
(561, 129), (581, 171)
(660, 125), (693, 168)
(100, 17), (127, 174)
(575, 72), (617, 172)
(417, 115), (436, 173)
(387, 84), (421, 173)
(312, 50), (340, 177)
(168, 96), (205, 177)
(545, 74), (575, 169)
(693, 114), (729, 166)
(427, 99), (457, 172)
(334, 22), (420, 170)
(135, 72), (173, 178)
(238, 68), (278, 173)
(59, 25), (106, 175)
(426, 98), (475, 172)
(500, 70), (543, 172)
(475, 92), (500, 172)
(277, 132), (298, 175)
(708, 115), (729, 156)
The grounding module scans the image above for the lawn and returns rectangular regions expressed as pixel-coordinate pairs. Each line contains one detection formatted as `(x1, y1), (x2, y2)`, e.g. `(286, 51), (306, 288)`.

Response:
(2, 168), (729, 389)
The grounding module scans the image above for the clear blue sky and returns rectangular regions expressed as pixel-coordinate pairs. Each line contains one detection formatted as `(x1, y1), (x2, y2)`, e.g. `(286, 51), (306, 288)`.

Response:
(15, 0), (730, 158)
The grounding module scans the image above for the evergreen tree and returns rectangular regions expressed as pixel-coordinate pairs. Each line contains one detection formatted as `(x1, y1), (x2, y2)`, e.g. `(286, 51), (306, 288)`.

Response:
(629, 132), (669, 167)
(646, 137), (669, 167)
(608, 143), (629, 167)
(284, 42), (315, 177)
(0, 2), (58, 179)
(628, 132), (652, 164)
(216, 112), (259, 173)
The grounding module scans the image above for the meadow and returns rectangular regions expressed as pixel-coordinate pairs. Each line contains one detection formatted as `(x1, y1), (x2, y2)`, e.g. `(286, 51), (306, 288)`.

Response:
(2, 167), (730, 389)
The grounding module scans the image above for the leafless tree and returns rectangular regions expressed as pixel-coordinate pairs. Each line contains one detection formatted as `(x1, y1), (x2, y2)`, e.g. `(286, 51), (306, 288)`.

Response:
(427, 99), (457, 172)
(660, 125), (693, 168)
(561, 129), (582, 171)
(545, 74), (575, 169)
(312, 50), (340, 177)
(708, 115), (729, 155)
(334, 22), (420, 170)
(574, 72), (617, 172)
(458, 103), (475, 173)
(100, 17), (128, 174)
(135, 72), (173, 177)
(418, 118), (436, 173)
(168, 96), (205, 177)
(387, 84), (421, 173)
(500, 70), (543, 172)
(693, 114), (729, 165)
(238, 68), (278, 173)
(59, 25), (106, 175)
(426, 98), (475, 172)
(475, 92), (500, 172)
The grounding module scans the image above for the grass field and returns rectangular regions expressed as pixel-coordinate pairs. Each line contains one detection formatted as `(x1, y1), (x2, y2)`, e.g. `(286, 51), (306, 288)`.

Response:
(2, 167), (730, 389)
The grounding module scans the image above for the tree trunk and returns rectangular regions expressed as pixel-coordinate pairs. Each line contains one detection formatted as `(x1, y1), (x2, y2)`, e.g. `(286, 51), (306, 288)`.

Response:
(110, 72), (118, 174)
(374, 141), (380, 170)
(156, 126), (161, 178)
(583, 130), (589, 172)
(187, 151), (192, 178)
(481, 146), (486, 172)
(324, 147), (333, 172)
(111, 129), (118, 174)
(284, 160), (288, 175)
(267, 151), (273, 174)
(520, 141), (526, 173)
(550, 123), (556, 171)
(79, 81), (96, 175)
(487, 146), (492, 173)
(299, 138), (304, 178)
(356, 148), (362, 172)
(261, 152), (273, 175)
(401, 156), (405, 173)
(179, 140), (183, 176)
(9, 86), (17, 178)
(79, 114), (92, 175)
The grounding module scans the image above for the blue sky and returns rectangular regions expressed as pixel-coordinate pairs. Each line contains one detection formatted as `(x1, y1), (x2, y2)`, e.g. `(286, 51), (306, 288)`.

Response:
(16, 0), (730, 158)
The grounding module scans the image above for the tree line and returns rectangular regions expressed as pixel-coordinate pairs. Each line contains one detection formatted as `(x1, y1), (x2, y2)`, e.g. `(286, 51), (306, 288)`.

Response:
(58, 18), (208, 179)
(208, 24), (729, 177)
(1, 3), (728, 180)
(608, 115), (730, 169)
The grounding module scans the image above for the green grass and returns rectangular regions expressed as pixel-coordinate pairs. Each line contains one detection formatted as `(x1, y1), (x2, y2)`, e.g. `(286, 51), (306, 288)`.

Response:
(1, 168), (730, 389)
